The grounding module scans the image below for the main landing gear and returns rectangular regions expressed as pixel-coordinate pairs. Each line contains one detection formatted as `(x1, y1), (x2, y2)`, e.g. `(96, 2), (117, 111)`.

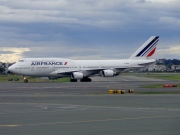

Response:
(70, 77), (92, 82)
(24, 77), (28, 83)
(22, 77), (92, 83)
(70, 79), (77, 82)
(80, 77), (92, 82)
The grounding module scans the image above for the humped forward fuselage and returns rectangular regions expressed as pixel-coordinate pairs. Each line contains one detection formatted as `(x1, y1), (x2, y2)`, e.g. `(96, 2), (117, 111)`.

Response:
(9, 58), (155, 77)
(8, 36), (159, 83)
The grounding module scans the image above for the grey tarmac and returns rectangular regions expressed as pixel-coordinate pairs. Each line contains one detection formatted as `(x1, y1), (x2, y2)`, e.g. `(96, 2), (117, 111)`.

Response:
(0, 75), (180, 135)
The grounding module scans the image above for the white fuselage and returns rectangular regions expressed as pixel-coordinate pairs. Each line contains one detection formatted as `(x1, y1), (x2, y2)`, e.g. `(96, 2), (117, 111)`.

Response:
(8, 58), (155, 78)
(7, 36), (159, 82)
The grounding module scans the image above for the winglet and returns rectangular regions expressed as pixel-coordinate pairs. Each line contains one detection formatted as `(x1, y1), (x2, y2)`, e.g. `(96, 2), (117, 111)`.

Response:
(129, 36), (159, 59)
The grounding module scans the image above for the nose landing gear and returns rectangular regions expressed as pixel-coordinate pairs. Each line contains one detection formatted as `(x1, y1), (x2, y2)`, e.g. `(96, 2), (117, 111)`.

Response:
(24, 77), (28, 83)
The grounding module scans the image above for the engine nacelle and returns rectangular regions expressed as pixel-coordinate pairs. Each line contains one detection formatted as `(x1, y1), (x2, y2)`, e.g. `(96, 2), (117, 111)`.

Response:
(101, 70), (115, 77)
(71, 72), (84, 79)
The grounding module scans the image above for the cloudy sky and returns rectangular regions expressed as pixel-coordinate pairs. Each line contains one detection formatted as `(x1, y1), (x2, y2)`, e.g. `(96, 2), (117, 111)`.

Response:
(0, 0), (180, 62)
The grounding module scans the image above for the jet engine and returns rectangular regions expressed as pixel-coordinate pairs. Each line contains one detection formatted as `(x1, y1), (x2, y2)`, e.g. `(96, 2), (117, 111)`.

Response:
(101, 70), (115, 77)
(71, 72), (84, 79)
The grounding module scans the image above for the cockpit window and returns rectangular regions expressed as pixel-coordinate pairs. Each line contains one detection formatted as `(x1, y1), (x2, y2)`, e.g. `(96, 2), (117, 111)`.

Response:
(18, 60), (24, 62)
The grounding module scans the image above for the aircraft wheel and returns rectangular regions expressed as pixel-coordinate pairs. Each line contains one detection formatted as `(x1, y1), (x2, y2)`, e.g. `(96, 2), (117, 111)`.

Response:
(24, 79), (28, 83)
(88, 78), (92, 82)
(70, 79), (77, 82)
(81, 78), (92, 82)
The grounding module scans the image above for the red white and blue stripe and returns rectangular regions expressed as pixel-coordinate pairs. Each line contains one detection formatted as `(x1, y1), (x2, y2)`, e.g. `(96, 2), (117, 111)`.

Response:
(129, 36), (160, 59)
(136, 36), (159, 58)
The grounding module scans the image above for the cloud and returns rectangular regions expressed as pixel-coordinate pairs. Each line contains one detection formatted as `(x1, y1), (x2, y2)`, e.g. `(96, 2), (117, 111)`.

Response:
(135, 0), (151, 3)
(158, 46), (180, 55)
(0, 0), (171, 26)
(156, 45), (180, 59)
(23, 45), (123, 59)
(0, 0), (179, 61)
(0, 0), (180, 29)
(159, 16), (180, 27)
(0, 47), (30, 62)
(149, 0), (176, 3)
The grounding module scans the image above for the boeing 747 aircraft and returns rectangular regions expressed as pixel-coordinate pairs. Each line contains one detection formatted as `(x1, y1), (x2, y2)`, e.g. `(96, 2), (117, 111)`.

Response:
(8, 36), (159, 83)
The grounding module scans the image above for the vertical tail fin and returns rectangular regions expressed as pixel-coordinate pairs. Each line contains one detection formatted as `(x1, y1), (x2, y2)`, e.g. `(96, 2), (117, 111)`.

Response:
(129, 36), (159, 59)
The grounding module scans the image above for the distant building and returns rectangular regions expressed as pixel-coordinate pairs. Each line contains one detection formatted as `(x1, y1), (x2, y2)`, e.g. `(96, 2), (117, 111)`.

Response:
(171, 65), (180, 71)
(138, 64), (167, 72)
(154, 65), (167, 72)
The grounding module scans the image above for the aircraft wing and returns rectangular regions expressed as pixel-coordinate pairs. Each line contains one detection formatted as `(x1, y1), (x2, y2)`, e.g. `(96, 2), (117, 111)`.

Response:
(50, 67), (129, 77)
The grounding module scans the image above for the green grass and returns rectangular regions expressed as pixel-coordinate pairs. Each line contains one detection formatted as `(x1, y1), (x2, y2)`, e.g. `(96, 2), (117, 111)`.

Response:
(142, 84), (164, 88)
(1, 73), (180, 83)
(137, 92), (180, 94)
(136, 73), (180, 81)
(0, 75), (70, 82)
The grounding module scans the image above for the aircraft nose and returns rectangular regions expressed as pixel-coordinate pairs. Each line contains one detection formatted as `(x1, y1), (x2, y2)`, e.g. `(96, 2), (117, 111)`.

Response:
(8, 65), (15, 73)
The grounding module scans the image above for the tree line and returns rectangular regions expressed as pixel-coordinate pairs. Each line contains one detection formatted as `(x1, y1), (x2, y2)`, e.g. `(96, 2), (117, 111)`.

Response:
(156, 59), (180, 68)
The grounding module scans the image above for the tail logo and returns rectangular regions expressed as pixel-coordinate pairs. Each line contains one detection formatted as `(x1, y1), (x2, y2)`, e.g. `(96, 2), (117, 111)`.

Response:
(136, 36), (159, 58)
(147, 47), (156, 57)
